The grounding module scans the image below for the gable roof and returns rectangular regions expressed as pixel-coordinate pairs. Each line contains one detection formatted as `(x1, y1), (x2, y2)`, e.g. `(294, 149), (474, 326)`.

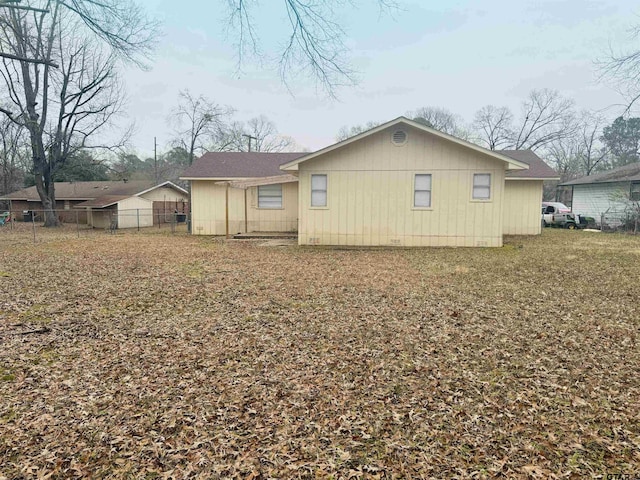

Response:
(180, 152), (307, 180)
(74, 195), (131, 208)
(0, 180), (187, 202)
(500, 150), (559, 180)
(560, 162), (640, 186)
(280, 117), (529, 172)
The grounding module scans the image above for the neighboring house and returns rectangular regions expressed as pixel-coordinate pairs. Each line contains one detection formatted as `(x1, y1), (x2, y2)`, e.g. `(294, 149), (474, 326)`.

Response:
(0, 180), (188, 228)
(560, 163), (640, 222)
(181, 117), (558, 247)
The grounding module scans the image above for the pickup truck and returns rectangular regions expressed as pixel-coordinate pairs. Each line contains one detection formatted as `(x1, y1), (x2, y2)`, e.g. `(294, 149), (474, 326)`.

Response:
(541, 202), (587, 229)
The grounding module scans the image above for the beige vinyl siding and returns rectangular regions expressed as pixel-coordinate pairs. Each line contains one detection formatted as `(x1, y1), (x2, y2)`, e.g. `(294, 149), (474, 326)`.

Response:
(117, 196), (154, 229)
(191, 181), (244, 235)
(140, 186), (188, 203)
(191, 180), (298, 235)
(503, 179), (543, 235)
(247, 182), (298, 232)
(297, 126), (506, 247)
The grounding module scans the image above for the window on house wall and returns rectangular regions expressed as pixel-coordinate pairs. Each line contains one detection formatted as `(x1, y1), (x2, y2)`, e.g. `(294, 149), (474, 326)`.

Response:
(258, 184), (282, 208)
(473, 173), (491, 200)
(414, 174), (432, 208)
(631, 182), (640, 201)
(311, 174), (327, 207)
(64, 201), (70, 210)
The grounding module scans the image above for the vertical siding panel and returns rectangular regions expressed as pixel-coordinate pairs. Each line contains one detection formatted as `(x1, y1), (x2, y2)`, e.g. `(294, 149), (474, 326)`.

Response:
(297, 125), (514, 246)
(503, 180), (544, 235)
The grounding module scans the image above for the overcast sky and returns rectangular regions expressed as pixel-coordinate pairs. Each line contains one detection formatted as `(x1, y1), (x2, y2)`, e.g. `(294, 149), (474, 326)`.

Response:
(121, 0), (639, 157)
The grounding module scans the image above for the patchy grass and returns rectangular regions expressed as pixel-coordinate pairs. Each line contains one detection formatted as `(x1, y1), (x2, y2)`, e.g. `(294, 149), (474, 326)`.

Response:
(0, 229), (638, 479)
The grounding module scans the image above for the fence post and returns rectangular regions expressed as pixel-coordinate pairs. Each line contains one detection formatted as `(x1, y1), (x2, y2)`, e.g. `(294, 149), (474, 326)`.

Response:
(137, 209), (140, 231)
(76, 210), (80, 238)
(32, 210), (36, 243)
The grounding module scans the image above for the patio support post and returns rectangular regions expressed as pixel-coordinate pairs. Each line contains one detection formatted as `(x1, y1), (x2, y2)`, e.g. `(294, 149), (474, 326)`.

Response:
(244, 188), (248, 233)
(225, 182), (230, 239)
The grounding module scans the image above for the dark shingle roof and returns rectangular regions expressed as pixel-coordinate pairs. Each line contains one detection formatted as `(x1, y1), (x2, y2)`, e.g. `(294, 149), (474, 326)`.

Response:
(500, 150), (559, 179)
(74, 195), (132, 208)
(180, 152), (307, 179)
(0, 181), (155, 201)
(560, 162), (640, 186)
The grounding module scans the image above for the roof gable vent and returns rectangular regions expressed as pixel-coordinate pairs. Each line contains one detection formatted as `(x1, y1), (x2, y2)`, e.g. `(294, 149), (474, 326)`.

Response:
(392, 129), (407, 146)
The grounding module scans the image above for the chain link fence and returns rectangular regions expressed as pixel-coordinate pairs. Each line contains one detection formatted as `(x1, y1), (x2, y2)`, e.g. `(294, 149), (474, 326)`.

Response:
(0, 208), (189, 245)
(599, 209), (640, 234)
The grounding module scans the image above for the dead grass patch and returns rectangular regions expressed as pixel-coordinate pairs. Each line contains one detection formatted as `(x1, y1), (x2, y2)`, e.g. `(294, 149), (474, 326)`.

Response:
(0, 229), (638, 478)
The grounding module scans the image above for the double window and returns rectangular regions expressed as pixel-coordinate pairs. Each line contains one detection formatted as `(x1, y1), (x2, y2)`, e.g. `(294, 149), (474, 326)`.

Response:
(311, 174), (327, 207)
(258, 184), (282, 209)
(414, 174), (432, 208)
(472, 173), (491, 200)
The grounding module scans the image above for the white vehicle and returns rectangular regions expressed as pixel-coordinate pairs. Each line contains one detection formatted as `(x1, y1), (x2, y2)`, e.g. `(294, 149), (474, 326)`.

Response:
(541, 202), (586, 229)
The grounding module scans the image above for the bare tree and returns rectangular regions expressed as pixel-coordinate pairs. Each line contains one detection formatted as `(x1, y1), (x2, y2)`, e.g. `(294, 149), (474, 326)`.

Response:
(0, 114), (26, 196)
(243, 115), (295, 152)
(511, 89), (576, 151)
(472, 105), (514, 150)
(0, 0), (156, 226)
(225, 0), (397, 97)
(335, 121), (382, 141)
(408, 107), (468, 138)
(602, 24), (640, 111)
(170, 90), (233, 165)
(576, 112), (609, 175)
(215, 115), (297, 152)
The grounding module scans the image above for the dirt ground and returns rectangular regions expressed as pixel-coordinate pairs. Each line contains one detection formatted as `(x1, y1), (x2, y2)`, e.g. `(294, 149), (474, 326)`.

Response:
(0, 228), (638, 479)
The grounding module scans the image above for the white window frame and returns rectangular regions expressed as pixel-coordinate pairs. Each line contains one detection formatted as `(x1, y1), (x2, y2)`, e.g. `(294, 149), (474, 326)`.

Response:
(472, 173), (492, 201)
(257, 184), (283, 209)
(310, 174), (328, 208)
(413, 174), (432, 209)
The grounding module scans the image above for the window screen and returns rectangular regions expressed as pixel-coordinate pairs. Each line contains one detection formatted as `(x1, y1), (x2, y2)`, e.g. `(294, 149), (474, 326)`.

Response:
(414, 174), (432, 207)
(311, 174), (327, 207)
(258, 184), (282, 208)
(473, 173), (491, 200)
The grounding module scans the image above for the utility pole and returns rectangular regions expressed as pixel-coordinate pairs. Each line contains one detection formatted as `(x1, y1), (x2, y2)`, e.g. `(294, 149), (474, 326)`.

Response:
(242, 134), (258, 152)
(154, 136), (158, 184)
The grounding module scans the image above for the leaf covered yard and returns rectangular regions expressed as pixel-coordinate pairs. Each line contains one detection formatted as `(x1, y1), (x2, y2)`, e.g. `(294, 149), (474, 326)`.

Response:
(0, 229), (639, 479)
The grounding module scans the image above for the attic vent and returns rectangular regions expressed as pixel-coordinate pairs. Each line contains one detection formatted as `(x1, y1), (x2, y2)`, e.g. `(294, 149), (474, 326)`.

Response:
(392, 129), (407, 145)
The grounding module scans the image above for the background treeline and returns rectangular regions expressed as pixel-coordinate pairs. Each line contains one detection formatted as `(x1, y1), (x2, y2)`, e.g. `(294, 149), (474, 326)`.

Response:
(3, 87), (640, 199)
(338, 89), (640, 199)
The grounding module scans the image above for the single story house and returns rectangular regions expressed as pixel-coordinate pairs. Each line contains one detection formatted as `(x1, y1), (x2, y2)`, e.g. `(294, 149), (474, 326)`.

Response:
(1, 180), (188, 228)
(181, 117), (558, 247)
(559, 162), (640, 223)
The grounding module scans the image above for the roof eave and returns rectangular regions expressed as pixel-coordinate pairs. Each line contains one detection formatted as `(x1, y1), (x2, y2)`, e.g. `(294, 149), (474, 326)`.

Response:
(180, 176), (261, 181)
(560, 178), (639, 187)
(507, 176), (561, 181)
(135, 181), (188, 197)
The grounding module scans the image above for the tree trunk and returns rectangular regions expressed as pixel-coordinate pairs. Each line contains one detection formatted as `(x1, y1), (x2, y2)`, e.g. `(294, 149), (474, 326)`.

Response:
(33, 164), (60, 227)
